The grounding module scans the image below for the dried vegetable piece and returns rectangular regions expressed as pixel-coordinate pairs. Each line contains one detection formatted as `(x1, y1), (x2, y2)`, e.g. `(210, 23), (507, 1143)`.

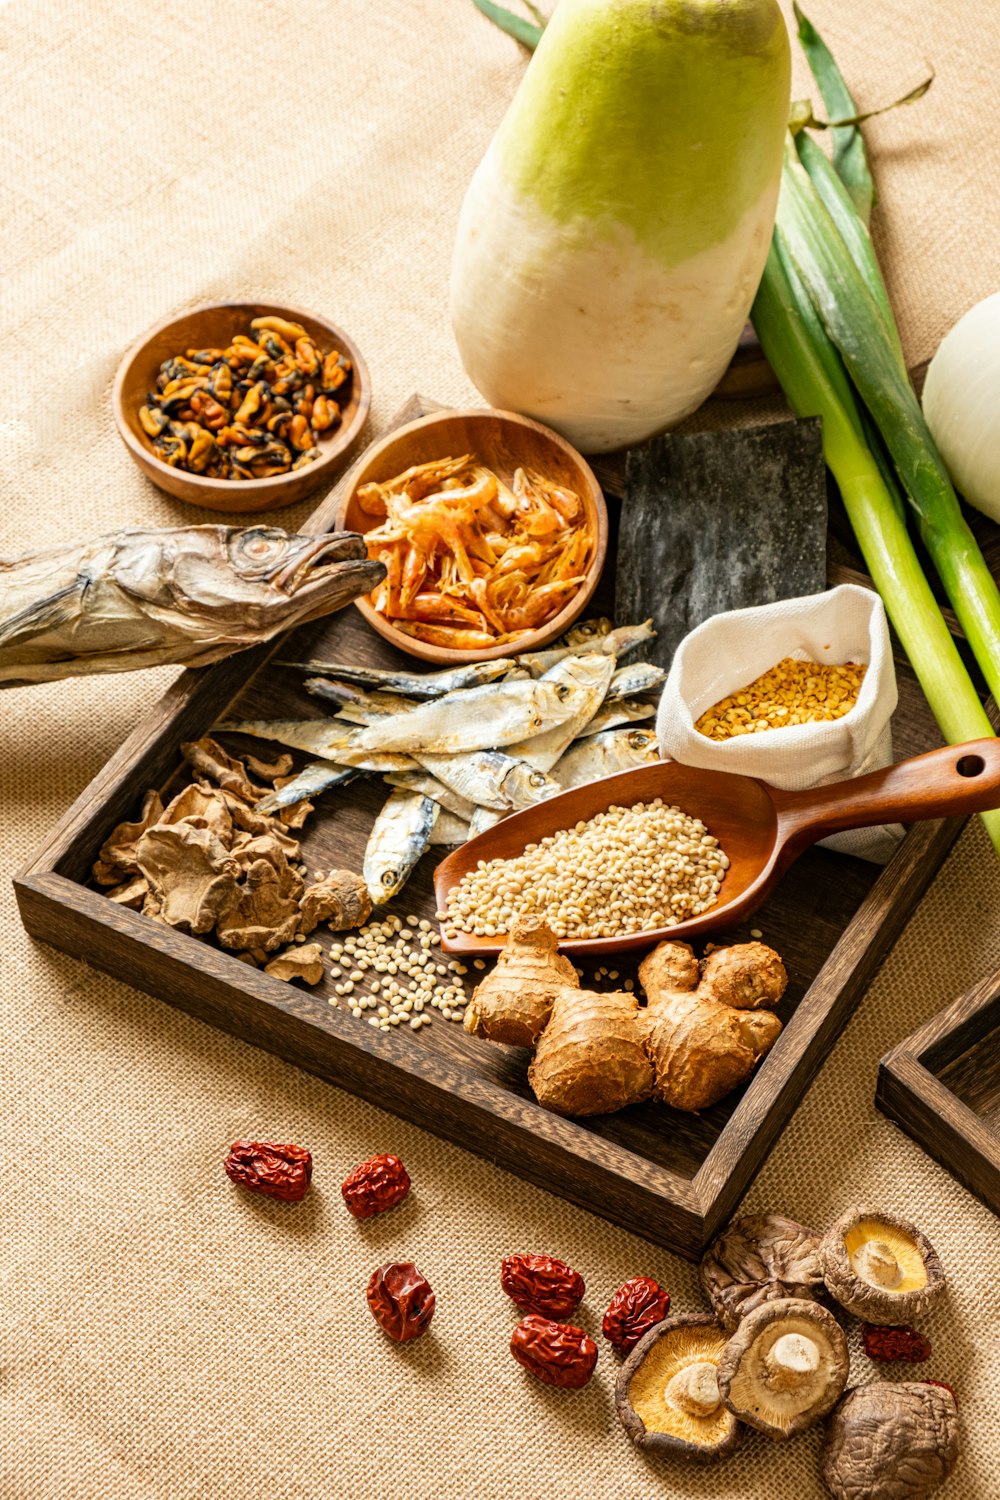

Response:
(93, 789), (165, 884)
(701, 1212), (825, 1334)
(139, 317), (353, 480)
(615, 1313), (741, 1463)
(862, 1324), (933, 1364)
(137, 823), (239, 934)
(224, 1139), (312, 1202)
(298, 868), (371, 932)
(366, 1262), (435, 1342)
(341, 1154), (411, 1219)
(263, 942), (325, 985)
(822, 1381), (959, 1500)
(361, 455), (595, 645)
(509, 1314), (598, 1389)
(603, 1276), (671, 1355)
(716, 1297), (849, 1441)
(820, 1206), (946, 1325)
(501, 1254), (585, 1320)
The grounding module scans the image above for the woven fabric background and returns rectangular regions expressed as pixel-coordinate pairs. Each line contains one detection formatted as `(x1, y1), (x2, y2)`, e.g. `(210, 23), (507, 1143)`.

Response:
(2, 2), (1000, 1496)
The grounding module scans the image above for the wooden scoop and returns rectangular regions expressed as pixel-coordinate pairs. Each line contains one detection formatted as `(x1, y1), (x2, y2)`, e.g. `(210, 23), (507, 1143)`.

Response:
(433, 739), (1000, 956)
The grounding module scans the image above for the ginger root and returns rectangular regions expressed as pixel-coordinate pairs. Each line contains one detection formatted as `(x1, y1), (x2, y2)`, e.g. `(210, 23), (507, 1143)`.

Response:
(464, 920), (786, 1117)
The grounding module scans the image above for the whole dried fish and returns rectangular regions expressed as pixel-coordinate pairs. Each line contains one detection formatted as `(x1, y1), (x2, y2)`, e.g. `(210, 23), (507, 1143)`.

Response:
(256, 760), (356, 814)
(417, 748), (559, 811)
(552, 727), (660, 788)
(356, 674), (578, 755)
(287, 657), (514, 699)
(363, 789), (439, 904)
(515, 620), (655, 677)
(0, 525), (384, 686)
(508, 653), (614, 770)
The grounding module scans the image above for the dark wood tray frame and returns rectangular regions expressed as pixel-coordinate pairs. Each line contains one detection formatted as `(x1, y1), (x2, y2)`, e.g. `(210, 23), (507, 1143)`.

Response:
(877, 968), (1000, 1218)
(14, 394), (977, 1261)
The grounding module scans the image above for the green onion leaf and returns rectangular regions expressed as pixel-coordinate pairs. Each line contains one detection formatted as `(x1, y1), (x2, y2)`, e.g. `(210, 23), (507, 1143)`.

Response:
(470, 0), (543, 49)
(793, 2), (874, 223)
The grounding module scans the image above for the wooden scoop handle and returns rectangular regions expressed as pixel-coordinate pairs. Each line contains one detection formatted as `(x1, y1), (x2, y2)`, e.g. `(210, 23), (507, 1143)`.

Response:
(772, 738), (1000, 851)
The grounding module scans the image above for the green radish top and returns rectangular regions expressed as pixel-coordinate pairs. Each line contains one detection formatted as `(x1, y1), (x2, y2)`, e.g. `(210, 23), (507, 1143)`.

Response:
(497, 0), (790, 268)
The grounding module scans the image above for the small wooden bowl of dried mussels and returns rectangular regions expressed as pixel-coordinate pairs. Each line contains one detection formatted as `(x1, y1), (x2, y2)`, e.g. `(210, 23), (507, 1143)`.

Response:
(113, 301), (371, 512)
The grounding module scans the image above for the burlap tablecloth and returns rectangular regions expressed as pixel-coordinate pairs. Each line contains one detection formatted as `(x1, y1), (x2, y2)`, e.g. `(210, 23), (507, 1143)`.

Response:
(3, 3), (999, 1496)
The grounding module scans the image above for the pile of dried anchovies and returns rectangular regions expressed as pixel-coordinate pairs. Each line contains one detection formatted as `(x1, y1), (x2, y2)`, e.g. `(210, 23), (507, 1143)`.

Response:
(219, 618), (666, 909)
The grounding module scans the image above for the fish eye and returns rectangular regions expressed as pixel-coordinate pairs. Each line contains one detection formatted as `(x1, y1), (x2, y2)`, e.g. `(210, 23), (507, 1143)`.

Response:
(382, 871), (397, 887)
(529, 771), (547, 786)
(229, 527), (288, 567)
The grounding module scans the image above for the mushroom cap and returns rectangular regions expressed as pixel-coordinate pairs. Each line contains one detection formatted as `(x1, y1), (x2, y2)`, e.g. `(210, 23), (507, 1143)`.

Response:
(716, 1296), (849, 1440)
(614, 1313), (742, 1464)
(823, 1381), (959, 1500)
(821, 1206), (945, 1325)
(701, 1212), (826, 1333)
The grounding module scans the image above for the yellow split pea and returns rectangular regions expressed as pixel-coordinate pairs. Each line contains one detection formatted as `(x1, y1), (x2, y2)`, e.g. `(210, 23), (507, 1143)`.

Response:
(696, 657), (866, 741)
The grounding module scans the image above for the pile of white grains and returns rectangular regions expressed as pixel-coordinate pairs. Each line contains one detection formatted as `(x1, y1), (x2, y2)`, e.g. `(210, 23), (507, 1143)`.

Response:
(440, 798), (729, 941)
(328, 913), (474, 1031)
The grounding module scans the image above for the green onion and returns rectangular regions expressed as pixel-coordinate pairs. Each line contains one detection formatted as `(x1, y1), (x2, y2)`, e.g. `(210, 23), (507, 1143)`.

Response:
(792, 0), (874, 224)
(470, 0), (543, 49)
(775, 137), (1000, 712)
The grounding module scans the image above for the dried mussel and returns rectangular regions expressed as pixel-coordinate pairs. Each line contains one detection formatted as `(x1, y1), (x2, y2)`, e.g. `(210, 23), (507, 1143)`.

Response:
(139, 315), (352, 481)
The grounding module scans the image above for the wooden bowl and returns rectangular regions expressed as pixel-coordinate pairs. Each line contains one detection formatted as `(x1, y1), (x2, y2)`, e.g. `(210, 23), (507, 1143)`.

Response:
(112, 301), (371, 513)
(334, 408), (609, 663)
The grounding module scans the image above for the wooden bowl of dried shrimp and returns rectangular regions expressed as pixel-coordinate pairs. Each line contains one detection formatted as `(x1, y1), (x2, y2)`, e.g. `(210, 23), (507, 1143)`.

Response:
(334, 408), (608, 663)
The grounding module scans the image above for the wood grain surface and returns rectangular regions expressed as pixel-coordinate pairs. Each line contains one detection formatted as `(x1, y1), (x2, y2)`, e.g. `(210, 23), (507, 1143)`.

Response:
(14, 393), (983, 1260)
(877, 967), (1000, 1219)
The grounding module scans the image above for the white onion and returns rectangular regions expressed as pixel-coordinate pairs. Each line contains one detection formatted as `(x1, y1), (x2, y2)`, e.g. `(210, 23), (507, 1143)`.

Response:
(922, 291), (1000, 521)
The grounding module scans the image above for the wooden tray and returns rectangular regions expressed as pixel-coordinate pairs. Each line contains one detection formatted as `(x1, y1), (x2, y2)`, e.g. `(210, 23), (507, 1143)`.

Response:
(877, 968), (1000, 1218)
(14, 394), (982, 1261)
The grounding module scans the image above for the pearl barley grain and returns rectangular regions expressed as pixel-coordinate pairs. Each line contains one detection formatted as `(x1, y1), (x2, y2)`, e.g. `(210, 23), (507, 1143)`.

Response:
(443, 798), (728, 940)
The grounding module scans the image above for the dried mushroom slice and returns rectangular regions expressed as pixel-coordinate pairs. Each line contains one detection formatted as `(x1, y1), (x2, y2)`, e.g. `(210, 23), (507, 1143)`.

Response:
(820, 1206), (945, 1325)
(264, 942), (325, 985)
(716, 1296), (848, 1440)
(701, 1213), (825, 1333)
(823, 1381), (959, 1500)
(135, 823), (239, 934)
(615, 1313), (742, 1464)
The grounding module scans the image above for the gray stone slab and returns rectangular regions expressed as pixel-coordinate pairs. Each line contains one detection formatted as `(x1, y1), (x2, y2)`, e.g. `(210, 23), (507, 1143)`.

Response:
(616, 417), (828, 668)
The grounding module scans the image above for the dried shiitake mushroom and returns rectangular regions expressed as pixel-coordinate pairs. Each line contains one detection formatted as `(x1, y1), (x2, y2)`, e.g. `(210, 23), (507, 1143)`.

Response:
(614, 1313), (742, 1464)
(716, 1296), (849, 1440)
(823, 1381), (959, 1500)
(136, 823), (239, 934)
(701, 1212), (825, 1333)
(820, 1206), (945, 1325)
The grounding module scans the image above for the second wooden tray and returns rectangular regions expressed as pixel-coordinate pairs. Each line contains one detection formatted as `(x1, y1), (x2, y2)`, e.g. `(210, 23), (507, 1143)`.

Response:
(14, 395), (978, 1261)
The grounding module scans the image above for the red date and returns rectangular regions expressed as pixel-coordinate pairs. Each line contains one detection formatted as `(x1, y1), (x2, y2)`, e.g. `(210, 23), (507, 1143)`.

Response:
(224, 1140), (312, 1202)
(509, 1314), (598, 1389)
(862, 1324), (932, 1363)
(342, 1153), (411, 1218)
(501, 1253), (585, 1319)
(367, 1262), (435, 1342)
(602, 1276), (671, 1355)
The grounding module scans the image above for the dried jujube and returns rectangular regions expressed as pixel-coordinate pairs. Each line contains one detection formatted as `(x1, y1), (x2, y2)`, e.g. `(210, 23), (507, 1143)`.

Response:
(224, 1139), (312, 1202)
(509, 1314), (598, 1389)
(366, 1261), (435, 1342)
(341, 1153), (411, 1218)
(862, 1323), (933, 1363)
(603, 1276), (671, 1355)
(501, 1253), (585, 1319)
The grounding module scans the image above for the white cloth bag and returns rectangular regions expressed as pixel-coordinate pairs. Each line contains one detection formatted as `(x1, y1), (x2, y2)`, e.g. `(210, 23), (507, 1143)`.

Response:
(656, 585), (904, 862)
